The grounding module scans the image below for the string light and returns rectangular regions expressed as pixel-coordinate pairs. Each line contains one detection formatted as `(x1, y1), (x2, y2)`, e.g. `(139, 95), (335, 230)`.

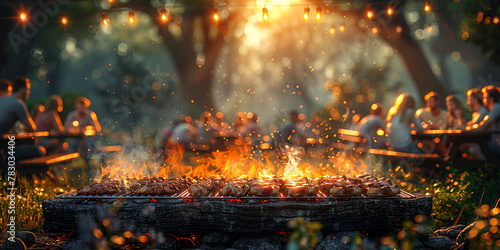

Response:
(493, 16), (499, 24)
(366, 8), (374, 19)
(101, 12), (109, 26)
(128, 10), (135, 24)
(329, 25), (335, 34)
(160, 8), (168, 22)
(427, 24), (432, 32)
(262, 7), (269, 23)
(424, 1), (431, 12)
(213, 9), (220, 22)
(303, 6), (310, 21)
(387, 6), (393, 16)
(19, 5), (27, 22)
(61, 12), (68, 25)
(316, 7), (322, 21)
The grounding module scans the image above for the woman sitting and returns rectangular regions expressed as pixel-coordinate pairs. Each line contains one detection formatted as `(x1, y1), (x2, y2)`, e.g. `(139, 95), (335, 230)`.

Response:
(386, 94), (424, 153)
(35, 95), (64, 135)
(446, 95), (467, 129)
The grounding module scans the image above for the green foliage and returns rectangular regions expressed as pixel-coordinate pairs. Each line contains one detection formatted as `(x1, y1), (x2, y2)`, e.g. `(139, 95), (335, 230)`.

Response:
(380, 162), (500, 227)
(468, 205), (500, 249)
(463, 0), (500, 65)
(287, 217), (322, 250)
(0, 173), (73, 234)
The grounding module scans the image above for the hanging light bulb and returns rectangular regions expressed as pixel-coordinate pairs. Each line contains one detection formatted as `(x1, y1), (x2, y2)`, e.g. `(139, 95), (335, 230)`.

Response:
(160, 8), (168, 22)
(427, 24), (432, 32)
(387, 6), (393, 16)
(366, 8), (374, 19)
(424, 1), (431, 12)
(128, 10), (135, 24)
(101, 12), (109, 26)
(19, 5), (27, 22)
(329, 25), (335, 34)
(61, 12), (68, 25)
(262, 7), (269, 23)
(213, 9), (220, 23)
(316, 7), (322, 21)
(494, 16), (499, 24)
(303, 6), (310, 21)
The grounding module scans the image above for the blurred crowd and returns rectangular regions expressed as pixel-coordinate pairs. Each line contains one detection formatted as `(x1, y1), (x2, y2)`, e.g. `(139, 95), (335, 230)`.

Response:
(0, 77), (101, 164)
(355, 87), (500, 160)
(161, 86), (500, 162)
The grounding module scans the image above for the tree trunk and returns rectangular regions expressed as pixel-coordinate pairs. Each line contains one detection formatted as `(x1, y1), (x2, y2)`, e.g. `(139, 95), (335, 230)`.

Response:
(377, 12), (450, 101)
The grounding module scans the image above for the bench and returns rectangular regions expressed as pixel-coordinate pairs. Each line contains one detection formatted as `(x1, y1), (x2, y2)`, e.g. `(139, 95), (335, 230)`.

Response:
(17, 152), (81, 175)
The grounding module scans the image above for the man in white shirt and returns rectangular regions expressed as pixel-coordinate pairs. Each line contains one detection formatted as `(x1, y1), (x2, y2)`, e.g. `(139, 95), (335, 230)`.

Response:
(415, 92), (448, 129)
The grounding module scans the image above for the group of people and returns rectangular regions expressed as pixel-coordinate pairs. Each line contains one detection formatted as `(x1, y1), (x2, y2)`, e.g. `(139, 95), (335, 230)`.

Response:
(0, 77), (101, 164)
(162, 109), (326, 151)
(354, 87), (500, 160)
(161, 111), (264, 149)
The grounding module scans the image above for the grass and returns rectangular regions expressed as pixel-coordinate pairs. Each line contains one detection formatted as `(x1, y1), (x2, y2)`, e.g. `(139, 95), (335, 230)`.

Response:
(0, 173), (75, 234)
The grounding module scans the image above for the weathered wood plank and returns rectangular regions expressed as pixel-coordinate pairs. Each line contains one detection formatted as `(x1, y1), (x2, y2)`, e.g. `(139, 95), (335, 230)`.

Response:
(43, 194), (432, 234)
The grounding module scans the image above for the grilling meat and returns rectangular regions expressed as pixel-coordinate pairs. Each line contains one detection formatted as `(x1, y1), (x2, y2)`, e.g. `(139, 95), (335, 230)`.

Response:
(77, 180), (125, 195)
(131, 177), (194, 196)
(248, 177), (281, 197)
(221, 177), (251, 197)
(75, 174), (399, 198)
(282, 177), (317, 197)
(188, 176), (225, 197)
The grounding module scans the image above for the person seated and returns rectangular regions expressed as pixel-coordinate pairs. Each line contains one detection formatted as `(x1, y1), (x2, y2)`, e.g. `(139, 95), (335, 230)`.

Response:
(243, 112), (263, 146)
(445, 95), (467, 129)
(34, 96), (65, 153)
(355, 103), (387, 149)
(467, 86), (500, 158)
(416, 92), (448, 130)
(275, 110), (306, 146)
(196, 111), (217, 145)
(386, 94), (424, 153)
(64, 97), (101, 155)
(64, 96), (101, 134)
(35, 95), (65, 135)
(170, 117), (197, 146)
(0, 79), (12, 97)
(0, 77), (45, 164)
(466, 88), (489, 126)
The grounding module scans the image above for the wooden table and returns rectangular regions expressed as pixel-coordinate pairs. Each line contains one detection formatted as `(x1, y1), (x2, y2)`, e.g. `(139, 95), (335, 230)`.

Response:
(411, 129), (500, 163)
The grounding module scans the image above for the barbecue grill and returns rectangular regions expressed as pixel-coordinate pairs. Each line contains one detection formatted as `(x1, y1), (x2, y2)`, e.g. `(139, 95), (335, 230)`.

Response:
(44, 187), (431, 234)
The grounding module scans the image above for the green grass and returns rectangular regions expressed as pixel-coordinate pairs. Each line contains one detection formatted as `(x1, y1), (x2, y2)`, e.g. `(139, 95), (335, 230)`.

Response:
(1, 173), (75, 234)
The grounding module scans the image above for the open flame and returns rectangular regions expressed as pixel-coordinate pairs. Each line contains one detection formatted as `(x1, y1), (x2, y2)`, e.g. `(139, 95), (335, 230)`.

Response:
(94, 141), (368, 183)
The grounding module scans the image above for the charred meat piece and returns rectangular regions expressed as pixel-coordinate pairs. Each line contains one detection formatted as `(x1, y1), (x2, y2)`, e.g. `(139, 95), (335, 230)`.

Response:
(77, 180), (124, 195)
(129, 177), (194, 196)
(329, 185), (363, 196)
(283, 177), (316, 197)
(248, 177), (280, 197)
(188, 176), (225, 197)
(365, 185), (400, 197)
(221, 177), (251, 197)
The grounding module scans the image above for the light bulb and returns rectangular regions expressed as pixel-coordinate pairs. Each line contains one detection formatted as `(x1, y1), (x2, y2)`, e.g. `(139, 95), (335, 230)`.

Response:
(160, 8), (168, 22)
(303, 6), (310, 21)
(262, 7), (269, 22)
(316, 7), (322, 21)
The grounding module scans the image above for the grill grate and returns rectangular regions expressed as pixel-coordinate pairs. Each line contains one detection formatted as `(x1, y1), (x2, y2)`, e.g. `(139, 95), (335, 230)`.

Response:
(54, 190), (416, 203)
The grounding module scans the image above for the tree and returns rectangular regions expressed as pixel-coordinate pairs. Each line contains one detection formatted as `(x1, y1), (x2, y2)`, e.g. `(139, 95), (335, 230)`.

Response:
(462, 0), (500, 65)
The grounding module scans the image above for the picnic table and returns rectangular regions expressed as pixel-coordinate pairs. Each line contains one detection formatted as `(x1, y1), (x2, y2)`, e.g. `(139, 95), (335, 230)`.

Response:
(411, 129), (500, 164)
